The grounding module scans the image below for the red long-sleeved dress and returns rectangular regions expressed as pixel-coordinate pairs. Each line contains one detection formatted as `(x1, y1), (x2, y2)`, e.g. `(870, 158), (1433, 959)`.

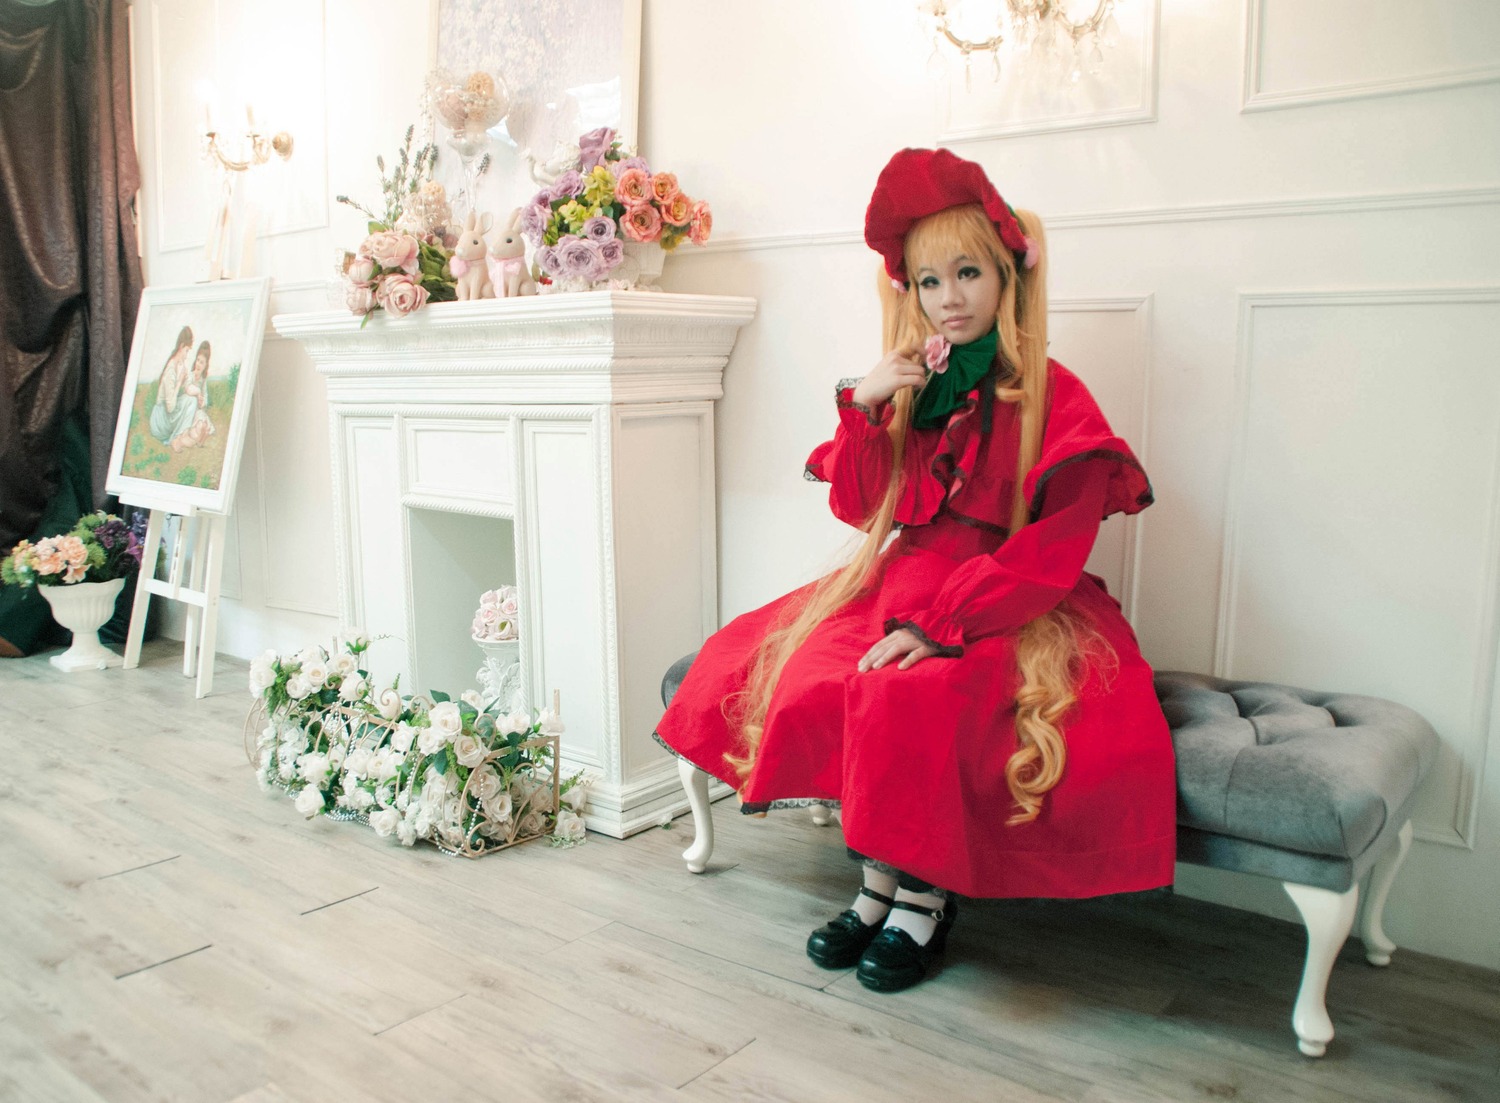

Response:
(655, 361), (1176, 898)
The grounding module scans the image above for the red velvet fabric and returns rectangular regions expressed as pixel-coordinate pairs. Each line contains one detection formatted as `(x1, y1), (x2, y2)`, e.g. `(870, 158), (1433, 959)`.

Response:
(864, 147), (1031, 283)
(656, 362), (1175, 898)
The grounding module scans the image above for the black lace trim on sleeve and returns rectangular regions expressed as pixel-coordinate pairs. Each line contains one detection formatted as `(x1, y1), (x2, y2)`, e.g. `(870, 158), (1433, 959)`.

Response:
(834, 378), (883, 426)
(804, 464), (825, 483)
(881, 618), (964, 659)
(1028, 449), (1155, 522)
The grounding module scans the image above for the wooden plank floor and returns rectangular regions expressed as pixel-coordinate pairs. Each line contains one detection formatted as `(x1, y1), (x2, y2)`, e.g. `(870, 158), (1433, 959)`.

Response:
(2, 640), (1497, 1102)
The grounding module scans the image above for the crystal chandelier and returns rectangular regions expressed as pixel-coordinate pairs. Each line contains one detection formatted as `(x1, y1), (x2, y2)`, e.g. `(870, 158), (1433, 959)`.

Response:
(920, 0), (1123, 90)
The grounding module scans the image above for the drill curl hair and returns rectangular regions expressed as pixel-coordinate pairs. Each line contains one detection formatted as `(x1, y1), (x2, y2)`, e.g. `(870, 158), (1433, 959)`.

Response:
(727, 203), (1110, 825)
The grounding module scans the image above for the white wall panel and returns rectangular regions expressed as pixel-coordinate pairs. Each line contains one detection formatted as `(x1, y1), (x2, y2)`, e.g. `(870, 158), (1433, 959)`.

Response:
(1217, 290), (1500, 847)
(1049, 297), (1153, 619)
(1244, 0), (1500, 111)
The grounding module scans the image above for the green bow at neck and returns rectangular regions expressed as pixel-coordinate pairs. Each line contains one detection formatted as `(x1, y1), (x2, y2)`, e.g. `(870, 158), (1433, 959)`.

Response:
(912, 327), (999, 430)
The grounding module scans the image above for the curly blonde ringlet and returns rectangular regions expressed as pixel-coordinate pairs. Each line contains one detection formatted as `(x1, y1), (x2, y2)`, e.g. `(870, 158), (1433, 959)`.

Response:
(727, 204), (1109, 826)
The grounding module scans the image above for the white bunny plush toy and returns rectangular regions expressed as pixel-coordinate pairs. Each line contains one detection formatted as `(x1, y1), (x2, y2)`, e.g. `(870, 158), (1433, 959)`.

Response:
(488, 208), (537, 297)
(451, 210), (495, 301)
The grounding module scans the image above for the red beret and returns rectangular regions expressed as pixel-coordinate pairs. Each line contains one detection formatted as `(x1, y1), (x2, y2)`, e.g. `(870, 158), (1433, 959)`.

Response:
(864, 148), (1036, 284)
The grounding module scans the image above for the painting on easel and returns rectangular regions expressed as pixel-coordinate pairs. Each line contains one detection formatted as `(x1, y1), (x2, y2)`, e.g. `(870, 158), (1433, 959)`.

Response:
(106, 277), (271, 514)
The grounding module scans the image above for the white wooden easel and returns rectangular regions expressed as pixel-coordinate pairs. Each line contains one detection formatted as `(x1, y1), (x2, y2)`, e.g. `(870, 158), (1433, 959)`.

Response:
(122, 506), (228, 698)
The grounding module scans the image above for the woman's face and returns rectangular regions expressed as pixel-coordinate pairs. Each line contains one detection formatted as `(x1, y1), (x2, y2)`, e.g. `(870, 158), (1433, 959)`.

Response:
(914, 251), (1002, 346)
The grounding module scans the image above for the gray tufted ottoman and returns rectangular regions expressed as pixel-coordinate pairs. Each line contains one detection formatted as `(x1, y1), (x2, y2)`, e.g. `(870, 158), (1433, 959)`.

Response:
(659, 655), (1439, 1056)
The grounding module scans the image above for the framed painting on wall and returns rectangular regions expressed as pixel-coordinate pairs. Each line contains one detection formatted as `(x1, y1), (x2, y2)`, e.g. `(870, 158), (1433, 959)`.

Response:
(430, 0), (643, 215)
(105, 277), (272, 514)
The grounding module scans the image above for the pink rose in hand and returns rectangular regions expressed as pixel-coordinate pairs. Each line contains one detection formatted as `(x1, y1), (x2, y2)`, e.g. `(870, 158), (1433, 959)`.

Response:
(924, 335), (951, 375)
(376, 273), (430, 318)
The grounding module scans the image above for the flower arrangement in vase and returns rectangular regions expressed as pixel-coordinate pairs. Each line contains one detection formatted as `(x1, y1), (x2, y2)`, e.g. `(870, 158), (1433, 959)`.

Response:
(3, 511), (144, 671)
(520, 127), (713, 292)
(472, 585), (522, 710)
(336, 126), (458, 323)
(248, 630), (588, 854)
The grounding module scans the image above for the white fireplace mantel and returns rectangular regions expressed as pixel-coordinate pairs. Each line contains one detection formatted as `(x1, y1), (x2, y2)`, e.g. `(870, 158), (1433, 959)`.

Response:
(273, 292), (755, 837)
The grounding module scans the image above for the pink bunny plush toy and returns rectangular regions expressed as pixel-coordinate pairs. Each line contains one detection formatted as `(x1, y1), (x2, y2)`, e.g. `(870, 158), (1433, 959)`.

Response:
(451, 210), (495, 301)
(488, 208), (537, 297)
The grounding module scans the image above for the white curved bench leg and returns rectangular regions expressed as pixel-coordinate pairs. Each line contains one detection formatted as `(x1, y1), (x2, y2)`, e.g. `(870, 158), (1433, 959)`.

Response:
(1284, 881), (1359, 1057)
(1360, 820), (1413, 966)
(677, 758), (714, 874)
(809, 802), (833, 826)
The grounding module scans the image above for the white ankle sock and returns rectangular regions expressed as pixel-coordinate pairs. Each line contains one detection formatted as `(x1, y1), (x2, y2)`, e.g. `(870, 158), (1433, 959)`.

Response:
(883, 887), (947, 944)
(851, 866), (897, 925)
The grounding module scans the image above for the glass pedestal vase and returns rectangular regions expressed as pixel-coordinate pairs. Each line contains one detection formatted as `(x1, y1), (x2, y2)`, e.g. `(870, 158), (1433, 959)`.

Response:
(39, 577), (126, 672)
(474, 637), (524, 712)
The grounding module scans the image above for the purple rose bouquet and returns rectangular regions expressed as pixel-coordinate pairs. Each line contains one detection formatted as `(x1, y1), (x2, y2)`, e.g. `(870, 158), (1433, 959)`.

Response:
(521, 127), (713, 290)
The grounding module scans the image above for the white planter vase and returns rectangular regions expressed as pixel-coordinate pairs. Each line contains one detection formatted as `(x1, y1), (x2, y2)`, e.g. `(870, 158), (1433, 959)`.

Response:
(39, 577), (126, 672)
(617, 240), (667, 290)
(474, 637), (525, 712)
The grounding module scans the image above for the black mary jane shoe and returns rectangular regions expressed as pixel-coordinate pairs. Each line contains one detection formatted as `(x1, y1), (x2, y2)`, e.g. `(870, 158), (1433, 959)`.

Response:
(806, 887), (895, 969)
(855, 896), (958, 993)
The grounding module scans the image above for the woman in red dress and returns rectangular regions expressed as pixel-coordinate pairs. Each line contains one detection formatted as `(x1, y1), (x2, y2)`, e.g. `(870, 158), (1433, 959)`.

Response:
(655, 148), (1175, 993)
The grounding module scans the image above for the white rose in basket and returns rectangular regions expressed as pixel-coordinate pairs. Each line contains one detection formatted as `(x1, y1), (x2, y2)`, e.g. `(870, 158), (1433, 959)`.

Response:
(453, 734), (489, 769)
(537, 708), (565, 736)
(416, 724), (447, 757)
(249, 651), (278, 694)
(330, 652), (357, 679)
(339, 675), (367, 703)
(369, 807), (401, 837)
(553, 808), (587, 842)
(294, 786), (325, 818)
(299, 753), (331, 786)
(286, 674), (313, 700)
(391, 722), (417, 755)
(429, 701), (463, 742)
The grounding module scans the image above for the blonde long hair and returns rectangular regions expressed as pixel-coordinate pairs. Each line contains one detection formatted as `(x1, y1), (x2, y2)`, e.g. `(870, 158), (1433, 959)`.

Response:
(729, 204), (1101, 825)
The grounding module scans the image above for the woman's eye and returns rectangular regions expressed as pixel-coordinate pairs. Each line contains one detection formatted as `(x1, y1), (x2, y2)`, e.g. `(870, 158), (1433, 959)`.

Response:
(919, 276), (940, 289)
(958, 266), (981, 280)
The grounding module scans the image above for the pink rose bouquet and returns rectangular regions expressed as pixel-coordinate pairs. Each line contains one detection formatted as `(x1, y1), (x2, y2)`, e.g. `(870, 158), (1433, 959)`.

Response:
(2, 511), (143, 589)
(336, 124), (458, 323)
(520, 128), (714, 290)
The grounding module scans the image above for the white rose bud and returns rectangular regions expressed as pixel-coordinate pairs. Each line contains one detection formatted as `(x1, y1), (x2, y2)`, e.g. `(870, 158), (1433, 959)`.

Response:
(302, 662), (329, 690)
(553, 809), (587, 842)
(460, 689), (484, 710)
(339, 675), (367, 703)
(285, 675), (312, 700)
(537, 709), (565, 736)
(330, 653), (357, 678)
(369, 807), (400, 837)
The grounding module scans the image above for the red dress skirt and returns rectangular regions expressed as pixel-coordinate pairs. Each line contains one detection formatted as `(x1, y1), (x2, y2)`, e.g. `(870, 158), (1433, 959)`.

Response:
(656, 362), (1176, 899)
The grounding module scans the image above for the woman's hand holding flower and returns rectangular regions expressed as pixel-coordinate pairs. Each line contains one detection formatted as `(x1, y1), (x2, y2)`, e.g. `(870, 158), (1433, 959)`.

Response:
(852, 345), (927, 410)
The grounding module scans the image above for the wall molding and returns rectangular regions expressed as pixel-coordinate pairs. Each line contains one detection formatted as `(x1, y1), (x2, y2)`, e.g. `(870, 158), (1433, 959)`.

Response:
(680, 186), (1500, 258)
(1215, 286), (1500, 851)
(1241, 0), (1500, 113)
(1051, 295), (1154, 623)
